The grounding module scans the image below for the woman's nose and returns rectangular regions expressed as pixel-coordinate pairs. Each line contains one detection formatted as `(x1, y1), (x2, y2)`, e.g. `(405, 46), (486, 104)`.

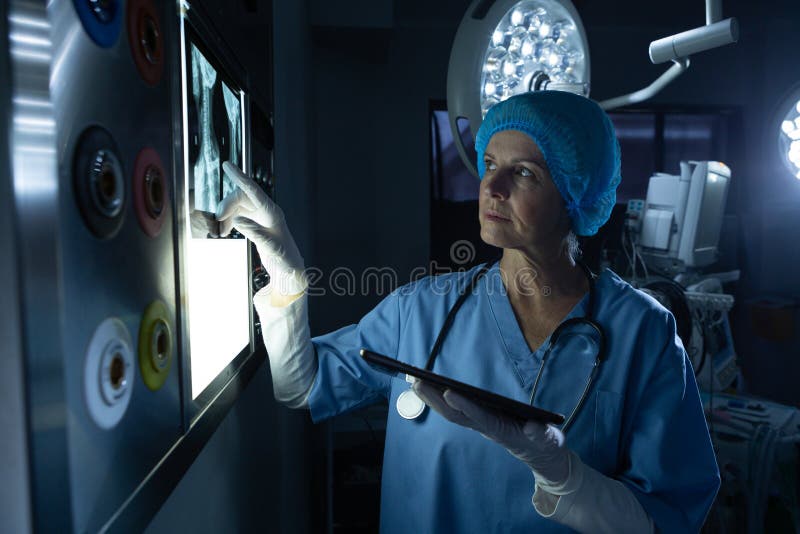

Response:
(482, 171), (509, 200)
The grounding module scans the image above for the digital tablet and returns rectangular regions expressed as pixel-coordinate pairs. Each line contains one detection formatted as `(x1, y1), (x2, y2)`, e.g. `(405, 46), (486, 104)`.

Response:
(360, 349), (565, 425)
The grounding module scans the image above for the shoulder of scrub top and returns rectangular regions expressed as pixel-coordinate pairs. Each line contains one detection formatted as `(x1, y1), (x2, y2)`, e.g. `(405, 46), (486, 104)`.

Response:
(594, 268), (689, 388)
(595, 268), (679, 326)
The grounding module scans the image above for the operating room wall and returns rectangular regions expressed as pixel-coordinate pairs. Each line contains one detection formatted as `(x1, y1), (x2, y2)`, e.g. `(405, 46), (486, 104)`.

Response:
(305, 0), (800, 404)
(309, 1), (463, 332)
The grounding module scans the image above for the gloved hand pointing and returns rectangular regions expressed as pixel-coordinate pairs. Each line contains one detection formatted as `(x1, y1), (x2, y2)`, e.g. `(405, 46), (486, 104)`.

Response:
(217, 161), (306, 298)
(413, 381), (570, 488)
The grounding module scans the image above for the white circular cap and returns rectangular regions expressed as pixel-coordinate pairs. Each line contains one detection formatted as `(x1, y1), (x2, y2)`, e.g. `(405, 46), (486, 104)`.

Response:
(396, 389), (426, 420)
(84, 318), (134, 430)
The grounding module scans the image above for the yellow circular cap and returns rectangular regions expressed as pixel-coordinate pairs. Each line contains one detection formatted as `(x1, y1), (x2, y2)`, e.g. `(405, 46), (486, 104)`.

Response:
(138, 300), (172, 391)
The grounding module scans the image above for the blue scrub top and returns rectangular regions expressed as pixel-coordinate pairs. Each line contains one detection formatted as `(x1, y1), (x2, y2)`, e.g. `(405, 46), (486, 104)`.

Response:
(307, 264), (720, 533)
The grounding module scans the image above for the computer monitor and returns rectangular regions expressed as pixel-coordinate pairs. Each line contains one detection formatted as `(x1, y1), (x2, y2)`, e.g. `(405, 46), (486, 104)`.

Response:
(639, 161), (731, 269)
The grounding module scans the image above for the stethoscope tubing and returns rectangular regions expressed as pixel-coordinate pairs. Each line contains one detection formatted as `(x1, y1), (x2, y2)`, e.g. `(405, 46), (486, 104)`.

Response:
(418, 260), (606, 433)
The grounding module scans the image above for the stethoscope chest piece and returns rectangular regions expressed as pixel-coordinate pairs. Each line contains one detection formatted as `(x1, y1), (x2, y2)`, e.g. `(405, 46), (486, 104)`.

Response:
(396, 389), (425, 419)
(397, 375), (426, 419)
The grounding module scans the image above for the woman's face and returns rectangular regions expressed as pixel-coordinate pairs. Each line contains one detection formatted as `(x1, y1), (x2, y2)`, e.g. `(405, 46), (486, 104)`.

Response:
(478, 130), (571, 254)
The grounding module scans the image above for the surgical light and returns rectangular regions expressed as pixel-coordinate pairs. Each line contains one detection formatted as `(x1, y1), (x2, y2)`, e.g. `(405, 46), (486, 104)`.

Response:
(448, 0), (590, 176)
(776, 85), (800, 180)
(447, 0), (739, 177)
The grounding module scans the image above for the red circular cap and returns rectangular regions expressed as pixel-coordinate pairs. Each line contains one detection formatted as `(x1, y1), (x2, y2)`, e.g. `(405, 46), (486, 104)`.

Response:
(127, 0), (164, 87)
(133, 147), (169, 237)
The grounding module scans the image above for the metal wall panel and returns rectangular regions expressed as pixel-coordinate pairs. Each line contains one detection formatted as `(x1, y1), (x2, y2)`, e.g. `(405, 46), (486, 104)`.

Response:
(6, 1), (72, 530)
(4, 0), (272, 530)
(46, 1), (182, 531)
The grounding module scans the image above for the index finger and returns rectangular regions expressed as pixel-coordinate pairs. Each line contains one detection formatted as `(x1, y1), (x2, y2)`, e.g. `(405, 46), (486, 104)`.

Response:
(222, 161), (267, 205)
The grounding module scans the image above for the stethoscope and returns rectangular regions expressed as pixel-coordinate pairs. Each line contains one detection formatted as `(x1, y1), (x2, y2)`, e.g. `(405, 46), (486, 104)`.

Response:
(396, 261), (607, 433)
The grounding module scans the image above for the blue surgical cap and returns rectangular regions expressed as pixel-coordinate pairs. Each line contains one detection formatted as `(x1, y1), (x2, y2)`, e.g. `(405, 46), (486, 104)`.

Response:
(475, 91), (621, 237)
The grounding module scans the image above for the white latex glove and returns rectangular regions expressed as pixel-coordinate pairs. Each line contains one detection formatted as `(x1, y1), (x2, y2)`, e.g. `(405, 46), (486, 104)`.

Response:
(413, 381), (570, 487)
(413, 382), (656, 533)
(216, 161), (306, 297)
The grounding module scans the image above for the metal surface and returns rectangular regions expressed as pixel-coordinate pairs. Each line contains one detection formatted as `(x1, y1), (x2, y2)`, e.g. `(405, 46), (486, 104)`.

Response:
(0, 3), (33, 532)
(649, 18), (739, 64)
(7, 1), (72, 531)
(46, 0), (183, 530)
(102, 347), (266, 533)
(4, 0), (270, 530)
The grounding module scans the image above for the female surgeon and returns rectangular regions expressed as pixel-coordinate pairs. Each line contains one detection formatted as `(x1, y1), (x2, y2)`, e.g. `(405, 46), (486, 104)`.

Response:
(216, 90), (720, 533)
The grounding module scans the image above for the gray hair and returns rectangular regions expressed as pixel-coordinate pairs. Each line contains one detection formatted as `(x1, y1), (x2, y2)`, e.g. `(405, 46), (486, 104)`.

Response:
(563, 231), (581, 265)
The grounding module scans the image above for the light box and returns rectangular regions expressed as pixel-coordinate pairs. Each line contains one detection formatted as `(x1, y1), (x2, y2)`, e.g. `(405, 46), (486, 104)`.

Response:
(180, 21), (251, 401)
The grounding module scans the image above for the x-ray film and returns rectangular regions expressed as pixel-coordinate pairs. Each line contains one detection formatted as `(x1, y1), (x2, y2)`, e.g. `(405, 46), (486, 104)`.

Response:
(187, 42), (244, 239)
(222, 82), (241, 199)
(191, 43), (219, 216)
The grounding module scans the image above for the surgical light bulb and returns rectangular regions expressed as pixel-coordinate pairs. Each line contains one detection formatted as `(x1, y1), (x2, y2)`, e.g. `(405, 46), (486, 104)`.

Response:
(539, 23), (551, 37)
(783, 120), (795, 134)
(796, 100), (800, 114)
(493, 30), (504, 45)
(521, 39), (534, 57)
(484, 47), (506, 78)
(511, 9), (525, 26)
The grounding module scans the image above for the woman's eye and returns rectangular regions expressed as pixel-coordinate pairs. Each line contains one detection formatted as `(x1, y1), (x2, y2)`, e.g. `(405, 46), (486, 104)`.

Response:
(517, 167), (533, 177)
(485, 161), (497, 171)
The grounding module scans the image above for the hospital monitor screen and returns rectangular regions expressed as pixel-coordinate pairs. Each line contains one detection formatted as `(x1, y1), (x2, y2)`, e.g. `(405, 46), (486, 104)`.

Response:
(183, 29), (250, 399)
(641, 160), (730, 269)
(678, 161), (730, 267)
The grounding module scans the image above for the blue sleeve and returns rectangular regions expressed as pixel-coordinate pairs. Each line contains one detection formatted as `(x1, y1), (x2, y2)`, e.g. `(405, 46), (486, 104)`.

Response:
(619, 311), (721, 532)
(306, 289), (403, 422)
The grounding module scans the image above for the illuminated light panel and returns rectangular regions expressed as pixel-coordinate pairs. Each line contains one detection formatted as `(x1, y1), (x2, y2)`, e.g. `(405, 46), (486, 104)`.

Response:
(187, 238), (250, 398)
(479, 0), (587, 117)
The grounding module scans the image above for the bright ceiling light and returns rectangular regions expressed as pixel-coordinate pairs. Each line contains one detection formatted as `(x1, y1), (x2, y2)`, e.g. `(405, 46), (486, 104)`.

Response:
(447, 0), (740, 176)
(777, 85), (800, 180)
(447, 0), (590, 176)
